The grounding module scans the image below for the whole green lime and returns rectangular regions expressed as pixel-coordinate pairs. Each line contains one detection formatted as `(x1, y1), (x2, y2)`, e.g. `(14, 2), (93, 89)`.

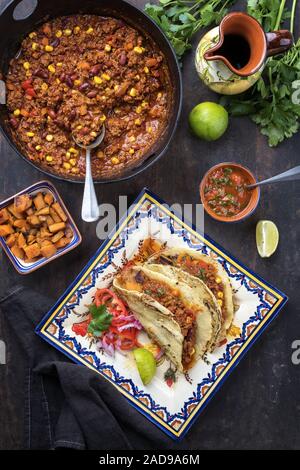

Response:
(189, 102), (229, 141)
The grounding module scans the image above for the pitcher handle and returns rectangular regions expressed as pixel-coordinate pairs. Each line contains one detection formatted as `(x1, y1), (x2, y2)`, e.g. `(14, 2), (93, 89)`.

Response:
(266, 30), (293, 57)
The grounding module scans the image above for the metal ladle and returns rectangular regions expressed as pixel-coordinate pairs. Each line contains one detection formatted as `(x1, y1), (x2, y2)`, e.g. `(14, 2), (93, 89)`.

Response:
(73, 125), (105, 222)
(247, 165), (300, 189)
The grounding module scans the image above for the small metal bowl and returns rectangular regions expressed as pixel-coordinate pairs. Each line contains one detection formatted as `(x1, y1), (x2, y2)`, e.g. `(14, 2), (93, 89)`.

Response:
(200, 162), (261, 223)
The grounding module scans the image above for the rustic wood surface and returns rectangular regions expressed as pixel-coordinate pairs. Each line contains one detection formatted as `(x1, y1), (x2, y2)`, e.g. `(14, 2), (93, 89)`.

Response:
(0, 0), (300, 449)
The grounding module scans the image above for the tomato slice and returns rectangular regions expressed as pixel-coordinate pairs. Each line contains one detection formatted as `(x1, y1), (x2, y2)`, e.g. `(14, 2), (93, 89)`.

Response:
(21, 79), (32, 90)
(72, 317), (91, 337)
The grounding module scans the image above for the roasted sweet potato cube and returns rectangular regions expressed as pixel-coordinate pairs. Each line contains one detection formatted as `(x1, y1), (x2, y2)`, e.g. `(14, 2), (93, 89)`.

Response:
(64, 226), (74, 239)
(7, 203), (23, 219)
(49, 222), (66, 233)
(26, 207), (34, 216)
(40, 242), (57, 258)
(55, 237), (70, 249)
(11, 244), (25, 260)
(23, 243), (41, 260)
(0, 224), (14, 237)
(46, 215), (55, 227)
(0, 208), (9, 224)
(27, 215), (41, 226)
(14, 194), (32, 213)
(6, 233), (17, 247)
(49, 208), (61, 223)
(27, 234), (35, 244)
(44, 193), (54, 206)
(52, 202), (67, 222)
(35, 206), (50, 216)
(40, 226), (52, 238)
(17, 232), (27, 248)
(13, 218), (28, 230)
(33, 192), (46, 211)
(40, 239), (53, 247)
(51, 230), (64, 243)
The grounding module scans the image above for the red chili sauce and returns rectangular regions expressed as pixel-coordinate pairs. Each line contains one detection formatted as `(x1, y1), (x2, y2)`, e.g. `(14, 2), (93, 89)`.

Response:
(203, 166), (252, 217)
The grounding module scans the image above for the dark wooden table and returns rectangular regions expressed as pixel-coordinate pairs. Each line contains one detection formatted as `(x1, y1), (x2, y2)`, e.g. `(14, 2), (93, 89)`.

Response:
(1, 0), (300, 450)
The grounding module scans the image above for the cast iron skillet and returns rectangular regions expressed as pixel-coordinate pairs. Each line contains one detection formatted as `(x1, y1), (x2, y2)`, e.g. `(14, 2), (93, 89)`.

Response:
(0, 0), (182, 183)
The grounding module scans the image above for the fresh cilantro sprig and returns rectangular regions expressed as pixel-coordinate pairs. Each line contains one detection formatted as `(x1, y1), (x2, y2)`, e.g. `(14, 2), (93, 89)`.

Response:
(220, 0), (300, 147)
(145, 0), (238, 59)
(87, 304), (113, 337)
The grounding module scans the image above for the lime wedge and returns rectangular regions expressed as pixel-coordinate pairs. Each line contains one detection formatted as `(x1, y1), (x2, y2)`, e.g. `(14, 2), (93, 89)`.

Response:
(256, 220), (279, 258)
(133, 348), (156, 385)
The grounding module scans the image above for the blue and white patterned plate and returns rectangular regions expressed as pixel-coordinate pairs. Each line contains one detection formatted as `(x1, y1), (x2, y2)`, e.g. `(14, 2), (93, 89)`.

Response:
(36, 188), (287, 440)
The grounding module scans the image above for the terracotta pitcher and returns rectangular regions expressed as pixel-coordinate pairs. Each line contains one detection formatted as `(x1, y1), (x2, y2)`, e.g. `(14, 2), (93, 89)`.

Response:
(195, 12), (293, 95)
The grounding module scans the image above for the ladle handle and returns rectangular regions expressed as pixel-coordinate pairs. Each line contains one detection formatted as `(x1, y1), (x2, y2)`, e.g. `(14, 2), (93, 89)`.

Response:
(266, 30), (293, 56)
(81, 148), (100, 222)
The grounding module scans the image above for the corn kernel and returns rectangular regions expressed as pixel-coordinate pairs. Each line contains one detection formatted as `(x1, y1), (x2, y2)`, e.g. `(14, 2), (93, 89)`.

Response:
(64, 29), (72, 36)
(35, 145), (41, 151)
(55, 30), (62, 38)
(56, 78), (60, 84)
(114, 85), (119, 91)
(41, 82), (48, 91)
(144, 66), (149, 73)
(129, 135), (136, 142)
(69, 158), (76, 166)
(48, 64), (56, 73)
(100, 115), (106, 122)
(136, 106), (142, 114)
(13, 109), (21, 116)
(135, 75), (140, 80)
(135, 118), (141, 126)
(86, 27), (94, 34)
(94, 76), (102, 85)
(45, 45), (53, 52)
(104, 44), (111, 52)
(73, 26), (81, 34)
(217, 299), (223, 307)
(71, 167), (79, 174)
(31, 42), (38, 51)
(133, 46), (144, 54)
(217, 291), (224, 299)
(157, 92), (162, 99)
(90, 131), (97, 138)
(63, 162), (71, 170)
(56, 62), (63, 67)
(69, 147), (78, 154)
(101, 73), (110, 81)
(26, 132), (35, 137)
(29, 32), (36, 39)
(66, 151), (71, 159)
(46, 155), (53, 162)
(46, 134), (53, 142)
(129, 148), (135, 155)
(74, 79), (81, 86)
(146, 126), (152, 133)
(129, 87), (137, 97)
(216, 277), (221, 284)
(23, 62), (30, 70)
(76, 125), (82, 130)
(142, 101), (148, 108)
(111, 157), (120, 165)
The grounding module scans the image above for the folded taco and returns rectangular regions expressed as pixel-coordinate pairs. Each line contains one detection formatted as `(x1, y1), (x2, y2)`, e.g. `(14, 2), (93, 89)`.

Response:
(113, 265), (221, 372)
(147, 247), (234, 342)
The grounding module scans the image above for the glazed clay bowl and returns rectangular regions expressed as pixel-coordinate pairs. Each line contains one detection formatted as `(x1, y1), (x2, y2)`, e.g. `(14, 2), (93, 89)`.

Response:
(200, 162), (260, 223)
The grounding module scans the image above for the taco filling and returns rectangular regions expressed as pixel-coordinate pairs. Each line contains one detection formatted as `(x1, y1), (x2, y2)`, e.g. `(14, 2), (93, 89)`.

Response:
(121, 270), (197, 369)
(154, 253), (225, 320)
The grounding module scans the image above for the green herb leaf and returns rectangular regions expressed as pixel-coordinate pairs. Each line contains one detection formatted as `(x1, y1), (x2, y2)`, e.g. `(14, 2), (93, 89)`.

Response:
(87, 304), (113, 335)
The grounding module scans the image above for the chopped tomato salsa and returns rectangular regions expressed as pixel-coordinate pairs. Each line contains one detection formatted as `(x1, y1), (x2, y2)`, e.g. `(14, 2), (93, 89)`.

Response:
(203, 166), (252, 217)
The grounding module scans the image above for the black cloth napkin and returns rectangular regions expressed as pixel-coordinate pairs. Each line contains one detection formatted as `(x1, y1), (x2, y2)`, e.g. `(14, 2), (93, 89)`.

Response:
(0, 285), (187, 450)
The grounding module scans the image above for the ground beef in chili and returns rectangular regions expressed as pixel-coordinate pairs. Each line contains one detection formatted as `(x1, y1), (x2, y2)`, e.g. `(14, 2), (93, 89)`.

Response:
(135, 271), (197, 369)
(6, 15), (171, 180)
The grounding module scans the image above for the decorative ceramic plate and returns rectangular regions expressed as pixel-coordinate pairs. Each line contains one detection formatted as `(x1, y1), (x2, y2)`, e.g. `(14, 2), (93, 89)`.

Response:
(36, 188), (287, 440)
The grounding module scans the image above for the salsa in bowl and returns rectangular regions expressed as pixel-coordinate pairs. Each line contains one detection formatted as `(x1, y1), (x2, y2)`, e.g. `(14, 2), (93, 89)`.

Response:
(200, 163), (260, 222)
